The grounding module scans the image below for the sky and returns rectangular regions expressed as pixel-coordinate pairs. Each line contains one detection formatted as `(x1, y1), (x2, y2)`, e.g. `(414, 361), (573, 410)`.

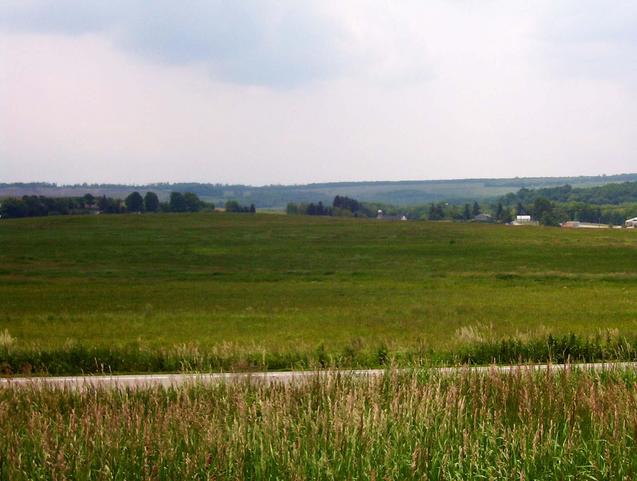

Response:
(1, 0), (636, 186)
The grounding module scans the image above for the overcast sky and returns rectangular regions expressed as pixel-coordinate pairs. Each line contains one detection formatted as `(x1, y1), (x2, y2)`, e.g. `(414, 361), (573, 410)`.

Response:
(1, 0), (636, 185)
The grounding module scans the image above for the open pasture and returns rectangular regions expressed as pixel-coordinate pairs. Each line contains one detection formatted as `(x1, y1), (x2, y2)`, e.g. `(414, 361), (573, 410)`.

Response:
(1, 213), (637, 372)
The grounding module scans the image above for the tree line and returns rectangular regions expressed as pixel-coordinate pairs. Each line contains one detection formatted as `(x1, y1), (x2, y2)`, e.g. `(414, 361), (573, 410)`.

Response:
(224, 201), (256, 213)
(502, 182), (637, 206)
(413, 199), (633, 226)
(287, 196), (498, 222)
(499, 184), (637, 225)
(0, 192), (214, 219)
(286, 196), (377, 217)
(286, 194), (636, 227)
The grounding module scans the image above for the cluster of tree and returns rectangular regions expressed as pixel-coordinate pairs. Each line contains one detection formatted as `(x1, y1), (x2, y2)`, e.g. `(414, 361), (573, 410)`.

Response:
(288, 196), (493, 221)
(427, 201), (489, 221)
(0, 191), (211, 219)
(286, 201), (332, 216)
(500, 182), (637, 225)
(0, 195), (88, 218)
(509, 198), (635, 226)
(501, 182), (637, 206)
(224, 201), (256, 213)
(102, 191), (207, 214)
(284, 193), (636, 227)
(288, 196), (389, 217)
(371, 197), (634, 226)
(166, 192), (207, 212)
(331, 195), (376, 217)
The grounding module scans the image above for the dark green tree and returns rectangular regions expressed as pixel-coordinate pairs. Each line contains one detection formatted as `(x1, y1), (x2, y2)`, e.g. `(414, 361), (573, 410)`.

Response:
(144, 192), (160, 212)
(532, 197), (561, 225)
(183, 192), (202, 212)
(333, 195), (360, 214)
(463, 203), (471, 220)
(286, 203), (299, 215)
(472, 201), (481, 217)
(125, 192), (144, 212)
(83, 193), (95, 208)
(0, 198), (28, 218)
(532, 197), (553, 220)
(428, 203), (445, 220)
(224, 200), (240, 212)
(169, 192), (187, 212)
(495, 203), (503, 220)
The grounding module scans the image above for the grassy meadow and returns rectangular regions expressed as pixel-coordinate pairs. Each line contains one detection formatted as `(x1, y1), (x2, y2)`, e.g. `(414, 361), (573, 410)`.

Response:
(4, 367), (637, 479)
(2, 212), (637, 373)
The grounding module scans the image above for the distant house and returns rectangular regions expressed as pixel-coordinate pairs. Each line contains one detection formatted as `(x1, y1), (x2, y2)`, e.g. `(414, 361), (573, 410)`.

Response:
(561, 221), (611, 229)
(376, 209), (404, 221)
(625, 217), (637, 228)
(473, 213), (493, 222)
(561, 221), (580, 228)
(509, 215), (537, 226)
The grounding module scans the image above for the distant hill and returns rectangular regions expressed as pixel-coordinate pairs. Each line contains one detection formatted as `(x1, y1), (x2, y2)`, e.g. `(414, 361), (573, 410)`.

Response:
(3, 174), (637, 207)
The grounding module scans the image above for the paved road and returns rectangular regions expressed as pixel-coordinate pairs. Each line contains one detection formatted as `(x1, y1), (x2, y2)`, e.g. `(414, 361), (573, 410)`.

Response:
(2, 362), (637, 390)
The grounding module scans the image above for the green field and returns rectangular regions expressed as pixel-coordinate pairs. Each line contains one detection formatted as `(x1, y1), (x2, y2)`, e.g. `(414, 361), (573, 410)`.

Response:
(2, 213), (637, 373)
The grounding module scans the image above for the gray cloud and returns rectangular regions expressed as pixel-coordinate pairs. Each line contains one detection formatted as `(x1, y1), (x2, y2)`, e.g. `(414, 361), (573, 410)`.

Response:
(2, 1), (637, 186)
(0, 0), (347, 88)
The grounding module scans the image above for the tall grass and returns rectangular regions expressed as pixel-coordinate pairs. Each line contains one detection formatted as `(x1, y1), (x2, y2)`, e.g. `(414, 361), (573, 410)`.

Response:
(2, 332), (637, 375)
(3, 367), (637, 479)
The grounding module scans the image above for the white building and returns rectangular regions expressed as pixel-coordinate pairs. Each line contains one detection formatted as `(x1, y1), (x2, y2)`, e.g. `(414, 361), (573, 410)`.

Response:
(510, 215), (538, 226)
(561, 221), (611, 229)
(625, 217), (637, 228)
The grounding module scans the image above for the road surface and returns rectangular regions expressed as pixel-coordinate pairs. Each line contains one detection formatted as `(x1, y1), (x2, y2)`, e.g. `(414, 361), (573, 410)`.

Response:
(2, 362), (637, 390)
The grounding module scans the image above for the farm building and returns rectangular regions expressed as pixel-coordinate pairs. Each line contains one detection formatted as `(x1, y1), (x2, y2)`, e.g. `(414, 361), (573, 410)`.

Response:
(473, 213), (493, 222)
(510, 215), (538, 226)
(561, 221), (612, 229)
(625, 217), (637, 228)
(376, 209), (406, 221)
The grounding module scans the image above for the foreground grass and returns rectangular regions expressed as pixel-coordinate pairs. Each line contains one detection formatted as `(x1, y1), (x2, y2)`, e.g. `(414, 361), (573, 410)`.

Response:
(2, 213), (637, 373)
(3, 368), (637, 480)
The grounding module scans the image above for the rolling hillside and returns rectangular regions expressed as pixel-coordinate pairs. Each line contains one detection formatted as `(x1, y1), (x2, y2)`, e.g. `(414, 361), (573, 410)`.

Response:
(3, 173), (637, 207)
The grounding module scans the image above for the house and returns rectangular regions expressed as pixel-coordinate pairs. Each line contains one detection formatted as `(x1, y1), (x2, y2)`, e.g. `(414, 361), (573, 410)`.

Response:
(625, 217), (637, 228)
(510, 215), (537, 226)
(561, 221), (580, 228)
(473, 213), (493, 222)
(561, 221), (611, 229)
(376, 209), (405, 221)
